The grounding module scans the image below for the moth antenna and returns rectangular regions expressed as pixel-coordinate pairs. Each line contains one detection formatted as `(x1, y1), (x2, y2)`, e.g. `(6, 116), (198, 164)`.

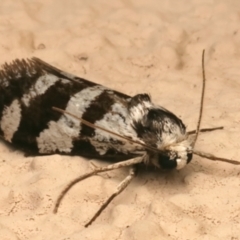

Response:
(85, 166), (137, 227)
(193, 150), (240, 165)
(53, 156), (143, 214)
(52, 106), (163, 154)
(192, 49), (206, 148)
(191, 51), (239, 165)
(188, 126), (223, 135)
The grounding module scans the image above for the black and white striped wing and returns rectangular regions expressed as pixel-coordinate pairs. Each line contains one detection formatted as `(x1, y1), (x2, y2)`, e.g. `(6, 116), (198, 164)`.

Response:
(0, 58), (143, 160)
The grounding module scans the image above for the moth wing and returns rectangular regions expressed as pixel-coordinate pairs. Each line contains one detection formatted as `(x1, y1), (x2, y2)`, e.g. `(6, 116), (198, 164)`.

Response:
(0, 58), (139, 161)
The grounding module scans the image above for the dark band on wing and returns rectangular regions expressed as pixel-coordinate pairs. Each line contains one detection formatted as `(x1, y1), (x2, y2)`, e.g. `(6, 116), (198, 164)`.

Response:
(11, 78), (96, 149)
(0, 59), (43, 135)
(79, 90), (116, 137)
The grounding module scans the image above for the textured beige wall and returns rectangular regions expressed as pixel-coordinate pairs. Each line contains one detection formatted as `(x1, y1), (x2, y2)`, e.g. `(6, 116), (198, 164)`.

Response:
(0, 0), (240, 239)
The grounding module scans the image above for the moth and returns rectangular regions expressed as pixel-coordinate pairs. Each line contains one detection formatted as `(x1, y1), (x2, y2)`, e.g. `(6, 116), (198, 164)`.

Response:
(0, 51), (238, 227)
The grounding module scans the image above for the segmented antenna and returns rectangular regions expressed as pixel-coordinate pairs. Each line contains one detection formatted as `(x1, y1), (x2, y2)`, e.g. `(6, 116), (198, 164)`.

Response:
(192, 50), (239, 165)
(187, 126), (223, 135)
(193, 150), (240, 165)
(192, 49), (206, 148)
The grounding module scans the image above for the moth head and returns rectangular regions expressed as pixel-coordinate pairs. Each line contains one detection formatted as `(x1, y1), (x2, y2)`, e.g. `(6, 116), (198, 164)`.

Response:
(129, 93), (193, 169)
(156, 139), (193, 169)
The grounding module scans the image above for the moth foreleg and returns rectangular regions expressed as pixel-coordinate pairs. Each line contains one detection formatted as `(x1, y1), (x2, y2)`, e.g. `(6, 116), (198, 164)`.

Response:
(85, 166), (137, 227)
(53, 156), (145, 215)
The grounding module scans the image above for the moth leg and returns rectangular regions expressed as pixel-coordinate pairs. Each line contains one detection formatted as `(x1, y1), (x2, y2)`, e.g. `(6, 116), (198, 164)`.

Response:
(53, 156), (144, 214)
(85, 166), (137, 227)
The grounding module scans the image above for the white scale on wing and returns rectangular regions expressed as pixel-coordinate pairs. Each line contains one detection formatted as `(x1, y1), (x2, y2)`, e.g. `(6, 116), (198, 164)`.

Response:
(90, 102), (145, 155)
(21, 74), (69, 107)
(37, 85), (106, 154)
(0, 99), (22, 142)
